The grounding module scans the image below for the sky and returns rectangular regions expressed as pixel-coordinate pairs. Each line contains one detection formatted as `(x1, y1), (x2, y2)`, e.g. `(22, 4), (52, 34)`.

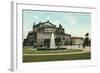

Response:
(23, 10), (91, 39)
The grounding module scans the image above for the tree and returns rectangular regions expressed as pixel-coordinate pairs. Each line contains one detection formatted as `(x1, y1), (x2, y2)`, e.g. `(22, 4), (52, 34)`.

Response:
(23, 39), (28, 47)
(44, 39), (50, 48)
(64, 39), (70, 45)
(55, 38), (61, 48)
(83, 33), (90, 49)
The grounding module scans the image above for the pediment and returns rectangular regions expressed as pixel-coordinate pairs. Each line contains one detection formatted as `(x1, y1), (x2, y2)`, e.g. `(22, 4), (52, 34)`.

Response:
(42, 23), (53, 26)
(39, 21), (56, 28)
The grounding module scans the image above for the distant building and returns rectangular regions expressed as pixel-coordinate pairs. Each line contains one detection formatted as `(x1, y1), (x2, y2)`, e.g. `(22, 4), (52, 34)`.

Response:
(23, 20), (71, 48)
(71, 37), (84, 45)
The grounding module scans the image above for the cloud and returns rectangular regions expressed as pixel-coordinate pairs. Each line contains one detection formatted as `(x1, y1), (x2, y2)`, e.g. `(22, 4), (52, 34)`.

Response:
(46, 17), (51, 20)
(33, 16), (38, 19)
(53, 20), (60, 25)
(64, 16), (69, 19)
(65, 15), (77, 25)
(70, 19), (76, 25)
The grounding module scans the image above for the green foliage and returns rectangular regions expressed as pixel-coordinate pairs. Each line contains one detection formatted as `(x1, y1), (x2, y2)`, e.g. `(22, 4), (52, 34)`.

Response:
(83, 33), (90, 48)
(23, 52), (91, 62)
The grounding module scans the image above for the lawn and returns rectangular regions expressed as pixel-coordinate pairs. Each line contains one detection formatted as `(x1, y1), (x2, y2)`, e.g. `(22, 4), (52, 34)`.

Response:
(23, 48), (91, 62)
(23, 49), (83, 54)
(23, 52), (91, 62)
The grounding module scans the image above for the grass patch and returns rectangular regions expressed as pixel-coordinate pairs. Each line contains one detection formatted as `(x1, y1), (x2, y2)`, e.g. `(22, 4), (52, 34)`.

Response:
(23, 52), (91, 62)
(23, 49), (83, 54)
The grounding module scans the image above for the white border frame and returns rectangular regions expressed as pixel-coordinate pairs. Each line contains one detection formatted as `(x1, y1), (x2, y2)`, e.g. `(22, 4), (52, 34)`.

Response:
(11, 1), (97, 72)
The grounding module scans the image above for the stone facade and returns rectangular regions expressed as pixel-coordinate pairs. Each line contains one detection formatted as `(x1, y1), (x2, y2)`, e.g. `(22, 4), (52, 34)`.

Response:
(23, 20), (71, 48)
(71, 37), (84, 45)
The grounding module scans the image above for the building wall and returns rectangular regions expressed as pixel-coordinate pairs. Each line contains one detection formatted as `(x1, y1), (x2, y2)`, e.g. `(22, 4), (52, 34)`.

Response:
(72, 38), (84, 45)
(23, 21), (71, 47)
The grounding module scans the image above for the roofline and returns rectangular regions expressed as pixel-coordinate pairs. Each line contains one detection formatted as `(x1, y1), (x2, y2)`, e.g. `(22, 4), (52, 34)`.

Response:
(71, 37), (84, 39)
